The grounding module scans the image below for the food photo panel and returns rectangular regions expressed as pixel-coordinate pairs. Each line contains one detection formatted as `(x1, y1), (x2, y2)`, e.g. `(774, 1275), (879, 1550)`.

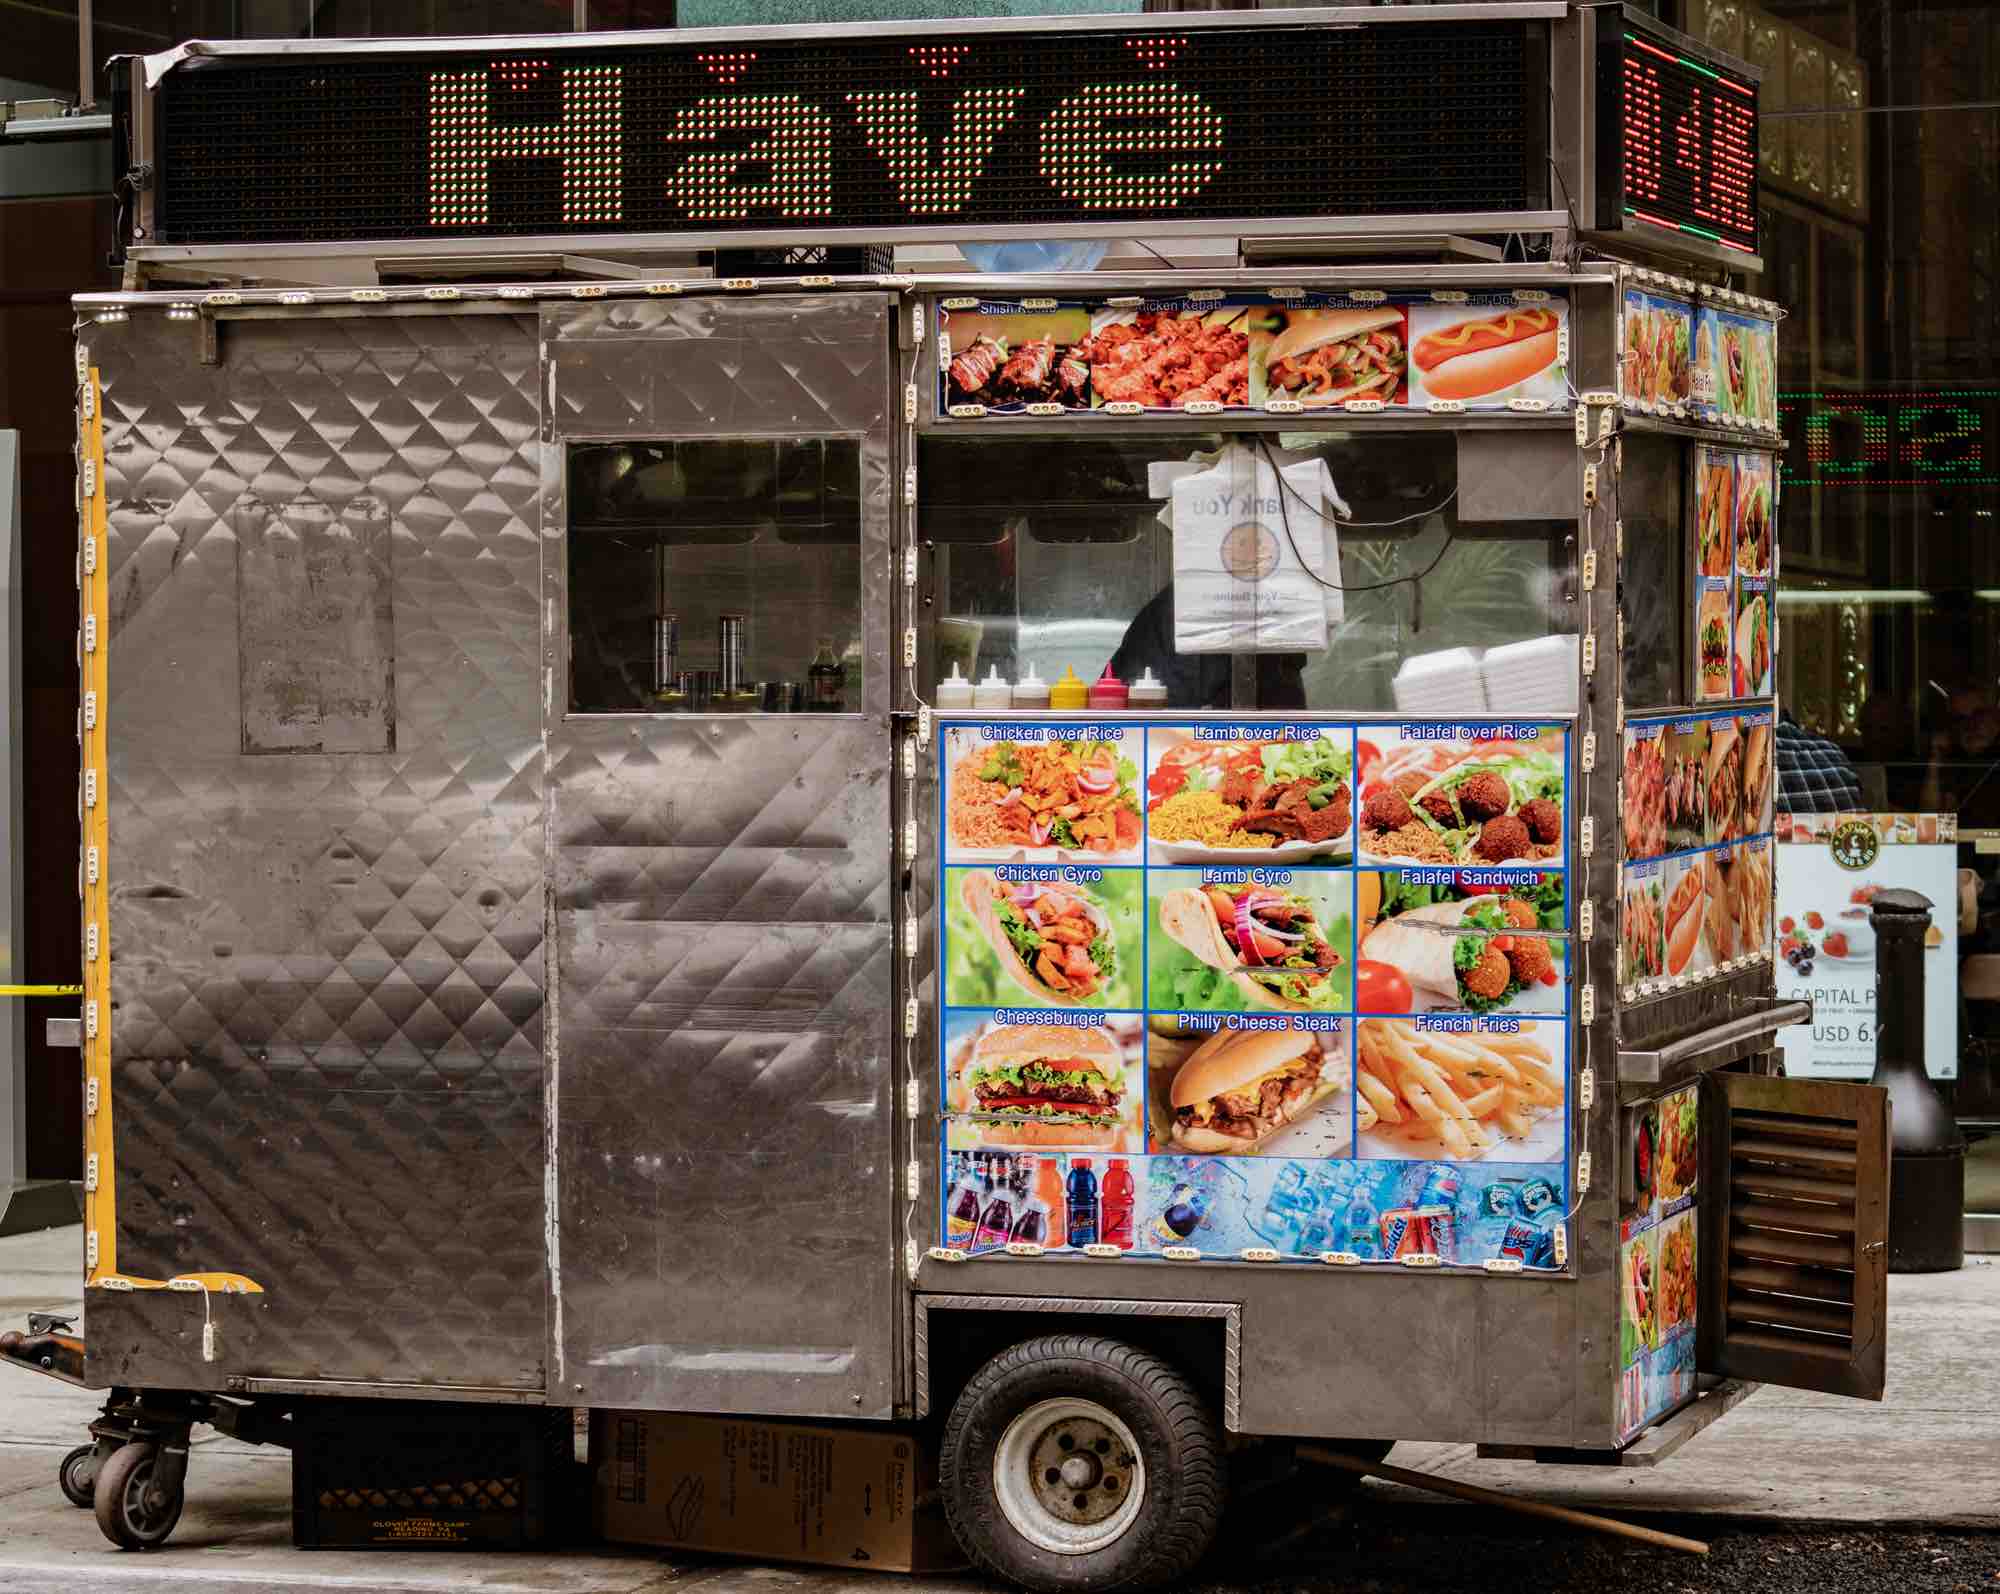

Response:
(945, 866), (1144, 1010)
(1623, 721), (1666, 861)
(1621, 860), (1666, 988)
(1146, 868), (1354, 1014)
(1145, 728), (1354, 864)
(943, 726), (1143, 865)
(1355, 869), (1566, 1016)
(943, 1012), (1147, 1155)
(1353, 1016), (1566, 1163)
(1404, 297), (1567, 408)
(1144, 1020), (1355, 1159)
(1354, 726), (1566, 867)
(1662, 718), (1710, 853)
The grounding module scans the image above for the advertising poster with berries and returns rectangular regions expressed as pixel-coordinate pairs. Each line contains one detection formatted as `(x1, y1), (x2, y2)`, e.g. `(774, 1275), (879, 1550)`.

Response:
(1773, 814), (1959, 1080)
(936, 718), (1572, 1273)
(1619, 707), (1776, 997)
(937, 292), (1568, 417)
(1618, 1083), (1700, 1442)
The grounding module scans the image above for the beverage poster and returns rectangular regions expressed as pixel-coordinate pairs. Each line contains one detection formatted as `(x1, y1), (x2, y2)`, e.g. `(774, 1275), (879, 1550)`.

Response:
(1773, 813), (1959, 1080)
(1693, 445), (1777, 704)
(1621, 289), (1693, 410)
(938, 292), (1568, 417)
(937, 718), (1572, 1272)
(1618, 1083), (1700, 1442)
(1619, 707), (1775, 997)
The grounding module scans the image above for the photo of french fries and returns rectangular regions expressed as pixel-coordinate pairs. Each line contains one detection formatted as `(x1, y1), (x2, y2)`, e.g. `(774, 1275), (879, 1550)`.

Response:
(1354, 1018), (1565, 1161)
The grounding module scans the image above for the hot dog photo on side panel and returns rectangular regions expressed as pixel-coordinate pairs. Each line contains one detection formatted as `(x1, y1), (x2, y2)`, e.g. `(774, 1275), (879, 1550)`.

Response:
(1406, 301), (1566, 406)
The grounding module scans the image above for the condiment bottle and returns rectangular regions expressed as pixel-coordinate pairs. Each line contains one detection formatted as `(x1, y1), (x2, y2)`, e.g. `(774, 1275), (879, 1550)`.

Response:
(935, 662), (974, 711)
(973, 665), (1013, 713)
(1012, 666), (1051, 712)
(1049, 666), (1088, 711)
(1088, 664), (1128, 711)
(1129, 667), (1168, 710)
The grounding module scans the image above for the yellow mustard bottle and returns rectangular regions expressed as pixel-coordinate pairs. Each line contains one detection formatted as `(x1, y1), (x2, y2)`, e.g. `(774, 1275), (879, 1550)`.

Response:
(1049, 666), (1088, 710)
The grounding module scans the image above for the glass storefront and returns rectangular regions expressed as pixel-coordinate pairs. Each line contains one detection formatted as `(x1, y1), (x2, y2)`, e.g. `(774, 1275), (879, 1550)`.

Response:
(1680, 0), (2000, 1233)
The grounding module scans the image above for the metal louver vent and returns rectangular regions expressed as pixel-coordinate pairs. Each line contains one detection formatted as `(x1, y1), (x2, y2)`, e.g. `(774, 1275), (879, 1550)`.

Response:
(1700, 1072), (1888, 1401)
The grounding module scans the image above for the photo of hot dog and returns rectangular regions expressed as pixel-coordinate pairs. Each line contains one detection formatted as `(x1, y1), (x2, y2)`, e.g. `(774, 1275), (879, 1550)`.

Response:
(1705, 851), (1736, 963)
(1410, 306), (1562, 403)
(1664, 858), (1705, 976)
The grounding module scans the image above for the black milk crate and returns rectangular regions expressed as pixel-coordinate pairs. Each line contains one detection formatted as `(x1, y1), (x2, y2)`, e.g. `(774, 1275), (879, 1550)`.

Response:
(291, 1400), (575, 1550)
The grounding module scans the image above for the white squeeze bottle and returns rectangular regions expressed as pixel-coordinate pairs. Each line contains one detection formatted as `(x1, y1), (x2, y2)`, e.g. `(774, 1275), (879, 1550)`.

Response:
(935, 662), (974, 711)
(974, 665), (1013, 712)
(1012, 665), (1051, 712)
(1129, 667), (1168, 709)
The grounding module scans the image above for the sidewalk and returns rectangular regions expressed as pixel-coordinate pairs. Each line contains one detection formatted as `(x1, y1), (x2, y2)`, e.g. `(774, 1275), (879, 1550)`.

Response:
(0, 1223), (1993, 1592)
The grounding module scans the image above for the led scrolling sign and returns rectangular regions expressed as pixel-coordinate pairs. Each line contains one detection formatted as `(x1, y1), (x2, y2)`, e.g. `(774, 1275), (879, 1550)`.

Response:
(1598, 15), (1760, 257)
(150, 20), (1544, 245)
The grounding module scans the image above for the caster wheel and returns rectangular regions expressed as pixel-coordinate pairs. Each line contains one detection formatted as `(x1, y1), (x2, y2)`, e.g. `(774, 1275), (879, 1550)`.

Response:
(59, 1444), (99, 1509)
(941, 1334), (1222, 1592)
(93, 1441), (184, 1550)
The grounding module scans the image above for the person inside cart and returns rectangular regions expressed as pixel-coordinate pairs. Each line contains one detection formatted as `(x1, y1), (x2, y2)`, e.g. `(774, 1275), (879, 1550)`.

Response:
(1108, 585), (1307, 709)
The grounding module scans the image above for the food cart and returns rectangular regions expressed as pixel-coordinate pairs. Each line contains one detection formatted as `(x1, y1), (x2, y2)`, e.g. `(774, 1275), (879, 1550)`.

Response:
(0, 6), (1892, 1586)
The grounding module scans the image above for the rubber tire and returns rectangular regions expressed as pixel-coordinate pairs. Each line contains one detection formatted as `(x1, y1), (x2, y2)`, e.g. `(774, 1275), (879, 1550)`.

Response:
(940, 1334), (1222, 1593)
(58, 1444), (98, 1509)
(94, 1441), (184, 1551)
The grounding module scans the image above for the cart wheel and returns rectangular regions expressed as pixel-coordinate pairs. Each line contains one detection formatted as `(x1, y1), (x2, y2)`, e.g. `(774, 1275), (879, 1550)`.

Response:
(93, 1441), (183, 1550)
(941, 1334), (1221, 1592)
(58, 1444), (100, 1508)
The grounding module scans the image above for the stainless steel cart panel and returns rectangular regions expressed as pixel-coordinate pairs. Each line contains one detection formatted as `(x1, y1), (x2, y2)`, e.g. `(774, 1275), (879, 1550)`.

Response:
(542, 295), (902, 1419)
(86, 311), (548, 1390)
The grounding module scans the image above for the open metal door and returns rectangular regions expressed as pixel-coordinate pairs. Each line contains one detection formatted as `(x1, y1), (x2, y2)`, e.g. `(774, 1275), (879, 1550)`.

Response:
(543, 294), (900, 1419)
(1699, 1071), (1889, 1400)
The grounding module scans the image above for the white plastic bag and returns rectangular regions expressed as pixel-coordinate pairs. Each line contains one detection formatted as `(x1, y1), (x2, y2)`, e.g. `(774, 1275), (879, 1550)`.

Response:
(1170, 443), (1346, 653)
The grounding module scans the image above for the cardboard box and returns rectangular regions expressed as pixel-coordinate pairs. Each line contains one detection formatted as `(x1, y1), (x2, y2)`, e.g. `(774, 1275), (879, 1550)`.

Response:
(593, 1412), (964, 1574)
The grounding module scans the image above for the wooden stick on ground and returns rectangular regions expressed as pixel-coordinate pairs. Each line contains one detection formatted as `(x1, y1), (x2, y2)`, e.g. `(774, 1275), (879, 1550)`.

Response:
(1297, 1444), (1710, 1557)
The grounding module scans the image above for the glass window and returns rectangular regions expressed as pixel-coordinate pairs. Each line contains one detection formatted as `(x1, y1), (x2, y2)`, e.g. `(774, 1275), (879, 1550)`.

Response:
(920, 431), (1575, 714)
(567, 439), (862, 714)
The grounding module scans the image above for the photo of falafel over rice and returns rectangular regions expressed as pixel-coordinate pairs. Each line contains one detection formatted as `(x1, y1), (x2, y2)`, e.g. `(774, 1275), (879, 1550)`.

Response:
(1355, 734), (1566, 866)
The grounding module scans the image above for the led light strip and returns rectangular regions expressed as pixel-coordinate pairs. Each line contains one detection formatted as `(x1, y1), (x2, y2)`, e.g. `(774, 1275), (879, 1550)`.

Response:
(75, 359), (263, 1302)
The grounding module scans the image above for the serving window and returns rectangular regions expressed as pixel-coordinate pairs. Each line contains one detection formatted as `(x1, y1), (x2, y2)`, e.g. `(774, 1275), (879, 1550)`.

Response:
(567, 438), (863, 714)
(920, 430), (1578, 714)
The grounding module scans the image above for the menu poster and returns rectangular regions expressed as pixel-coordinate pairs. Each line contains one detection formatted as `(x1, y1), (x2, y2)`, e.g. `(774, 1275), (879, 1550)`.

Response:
(1621, 289), (1694, 410)
(938, 293), (1569, 416)
(1618, 1083), (1699, 1442)
(1619, 707), (1776, 996)
(1774, 813), (1959, 1080)
(1694, 306), (1779, 428)
(936, 718), (1573, 1272)
(1693, 445), (1777, 704)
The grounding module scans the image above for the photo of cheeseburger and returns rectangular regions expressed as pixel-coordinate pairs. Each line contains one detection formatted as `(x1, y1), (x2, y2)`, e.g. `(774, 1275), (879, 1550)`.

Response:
(1165, 1025), (1352, 1156)
(1262, 307), (1408, 406)
(1408, 304), (1564, 404)
(952, 1021), (1137, 1150)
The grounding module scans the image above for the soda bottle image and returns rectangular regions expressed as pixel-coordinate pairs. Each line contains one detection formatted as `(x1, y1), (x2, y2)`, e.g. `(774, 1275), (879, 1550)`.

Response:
(1008, 1154), (1047, 1247)
(1065, 1158), (1100, 1248)
(946, 1153), (983, 1251)
(1343, 1182), (1382, 1260)
(976, 1154), (1016, 1252)
(1153, 1182), (1208, 1244)
(1101, 1158), (1135, 1250)
(1035, 1156), (1067, 1247)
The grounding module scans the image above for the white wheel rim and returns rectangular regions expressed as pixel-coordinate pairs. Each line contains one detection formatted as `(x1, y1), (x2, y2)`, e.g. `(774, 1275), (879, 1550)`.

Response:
(992, 1396), (1146, 1556)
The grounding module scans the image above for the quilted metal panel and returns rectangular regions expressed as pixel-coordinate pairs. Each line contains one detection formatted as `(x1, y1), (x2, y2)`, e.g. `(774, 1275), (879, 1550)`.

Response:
(85, 311), (547, 1390)
(545, 295), (903, 1418)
